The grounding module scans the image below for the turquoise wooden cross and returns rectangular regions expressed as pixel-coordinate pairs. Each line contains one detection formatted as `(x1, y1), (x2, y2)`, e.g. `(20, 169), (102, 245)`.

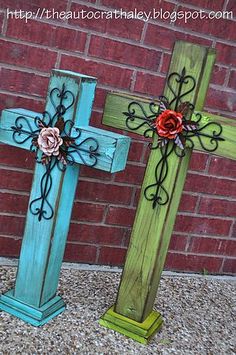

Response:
(0, 70), (130, 326)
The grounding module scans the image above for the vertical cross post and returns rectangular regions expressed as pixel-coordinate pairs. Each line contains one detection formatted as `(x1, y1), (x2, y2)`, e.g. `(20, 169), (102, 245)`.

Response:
(99, 41), (236, 343)
(0, 70), (130, 326)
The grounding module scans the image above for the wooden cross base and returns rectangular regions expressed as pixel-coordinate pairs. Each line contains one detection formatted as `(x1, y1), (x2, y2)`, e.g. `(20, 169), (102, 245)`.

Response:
(0, 290), (65, 326)
(99, 306), (163, 344)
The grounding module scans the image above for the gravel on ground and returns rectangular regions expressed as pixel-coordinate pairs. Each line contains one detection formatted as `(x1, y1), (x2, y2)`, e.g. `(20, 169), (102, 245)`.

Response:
(0, 266), (235, 355)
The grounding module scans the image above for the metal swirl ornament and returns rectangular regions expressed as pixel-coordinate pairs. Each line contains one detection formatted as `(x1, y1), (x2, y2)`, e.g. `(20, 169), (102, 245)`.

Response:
(11, 84), (100, 221)
(124, 67), (225, 209)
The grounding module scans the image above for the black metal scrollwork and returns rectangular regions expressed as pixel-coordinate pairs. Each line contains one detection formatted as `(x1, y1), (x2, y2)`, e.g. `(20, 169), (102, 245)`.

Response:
(124, 67), (225, 209)
(11, 84), (100, 221)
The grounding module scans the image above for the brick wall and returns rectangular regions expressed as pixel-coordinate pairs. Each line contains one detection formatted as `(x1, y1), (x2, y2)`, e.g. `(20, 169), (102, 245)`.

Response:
(0, 0), (235, 274)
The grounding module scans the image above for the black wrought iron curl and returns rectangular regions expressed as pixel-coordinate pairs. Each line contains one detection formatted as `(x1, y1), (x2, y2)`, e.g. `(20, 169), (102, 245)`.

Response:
(124, 67), (225, 210)
(29, 159), (56, 221)
(144, 142), (174, 208)
(10, 82), (101, 222)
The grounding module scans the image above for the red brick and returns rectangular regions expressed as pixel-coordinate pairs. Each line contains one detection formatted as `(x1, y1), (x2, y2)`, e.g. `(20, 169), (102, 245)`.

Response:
(0, 12), (4, 33)
(0, 93), (44, 113)
(114, 164), (145, 185)
(106, 206), (136, 227)
(206, 87), (236, 113)
(0, 0), (67, 12)
(0, 169), (33, 192)
(145, 23), (212, 50)
(228, 69), (236, 90)
(60, 55), (133, 89)
(103, 13), (144, 42)
(69, 3), (107, 32)
(216, 43), (236, 66)
(142, 143), (152, 164)
(89, 36), (161, 70)
(68, 223), (125, 245)
(174, 215), (232, 236)
(178, 0), (224, 10)
(133, 187), (141, 207)
(127, 129), (151, 144)
(98, 246), (126, 265)
(184, 173), (236, 198)
(0, 192), (28, 215)
(189, 152), (208, 171)
(231, 222), (236, 238)
(128, 141), (144, 162)
(0, 39), (57, 72)
(199, 197), (236, 218)
(122, 228), (132, 246)
(211, 65), (227, 86)
(0, 215), (25, 236)
(93, 87), (107, 110)
(0, 145), (35, 170)
(169, 234), (188, 251)
(7, 19), (87, 52)
(190, 237), (236, 256)
(222, 258), (236, 273)
(76, 181), (132, 205)
(102, 0), (175, 14)
(226, 0), (236, 12)
(0, 68), (48, 97)
(175, 6), (236, 41)
(208, 156), (236, 179)
(134, 72), (165, 96)
(0, 236), (22, 257)
(165, 252), (223, 273)
(72, 201), (105, 223)
(80, 165), (112, 181)
(64, 243), (97, 263)
(69, 3), (143, 41)
(90, 111), (105, 130)
(179, 193), (198, 212)
(161, 53), (171, 74)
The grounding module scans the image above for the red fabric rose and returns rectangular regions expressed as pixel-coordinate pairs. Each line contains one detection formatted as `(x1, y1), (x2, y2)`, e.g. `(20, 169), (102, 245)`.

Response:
(155, 109), (183, 139)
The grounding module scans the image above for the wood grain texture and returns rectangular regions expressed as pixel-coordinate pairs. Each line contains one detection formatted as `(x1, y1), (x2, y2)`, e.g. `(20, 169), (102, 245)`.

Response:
(0, 69), (130, 317)
(112, 41), (217, 322)
(191, 111), (236, 160)
(0, 111), (130, 174)
(13, 71), (85, 307)
(103, 92), (156, 136)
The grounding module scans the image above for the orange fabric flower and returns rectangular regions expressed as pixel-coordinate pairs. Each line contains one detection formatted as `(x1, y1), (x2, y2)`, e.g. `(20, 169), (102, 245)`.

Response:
(155, 109), (183, 139)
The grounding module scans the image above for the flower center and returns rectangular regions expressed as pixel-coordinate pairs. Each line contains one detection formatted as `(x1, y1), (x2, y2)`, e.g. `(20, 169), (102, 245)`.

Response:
(155, 109), (183, 139)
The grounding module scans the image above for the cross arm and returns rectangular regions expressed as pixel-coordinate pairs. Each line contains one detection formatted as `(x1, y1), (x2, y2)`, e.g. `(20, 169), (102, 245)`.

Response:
(69, 126), (131, 173)
(189, 111), (236, 160)
(102, 92), (156, 137)
(0, 108), (131, 173)
(0, 108), (42, 151)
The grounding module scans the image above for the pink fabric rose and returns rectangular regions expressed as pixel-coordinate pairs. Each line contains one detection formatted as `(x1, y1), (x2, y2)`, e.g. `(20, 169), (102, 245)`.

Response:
(37, 127), (63, 156)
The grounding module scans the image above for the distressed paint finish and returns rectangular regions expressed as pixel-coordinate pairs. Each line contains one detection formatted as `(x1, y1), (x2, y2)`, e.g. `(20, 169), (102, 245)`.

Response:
(0, 70), (130, 325)
(100, 41), (236, 343)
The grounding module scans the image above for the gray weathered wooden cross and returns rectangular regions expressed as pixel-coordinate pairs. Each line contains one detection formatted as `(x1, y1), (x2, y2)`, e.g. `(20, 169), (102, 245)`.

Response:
(99, 41), (236, 343)
(0, 70), (130, 326)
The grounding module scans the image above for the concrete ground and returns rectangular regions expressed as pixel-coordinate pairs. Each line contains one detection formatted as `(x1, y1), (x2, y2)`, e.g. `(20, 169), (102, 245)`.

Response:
(0, 261), (235, 355)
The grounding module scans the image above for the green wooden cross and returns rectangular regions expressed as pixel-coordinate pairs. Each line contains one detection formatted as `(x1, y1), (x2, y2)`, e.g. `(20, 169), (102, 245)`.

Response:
(0, 70), (130, 326)
(99, 41), (236, 344)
